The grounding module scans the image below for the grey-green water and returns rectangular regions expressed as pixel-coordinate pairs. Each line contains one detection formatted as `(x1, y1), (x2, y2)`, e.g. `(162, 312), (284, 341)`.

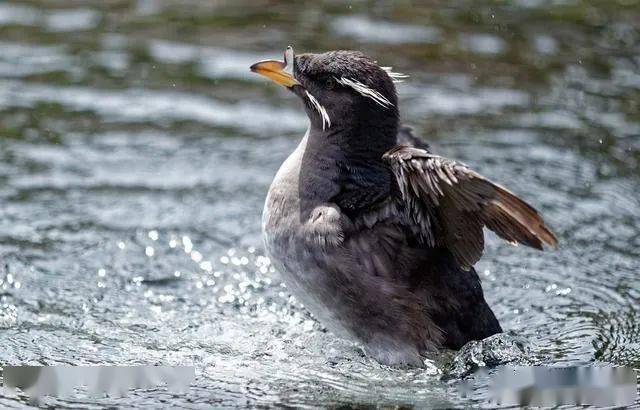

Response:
(0, 0), (638, 408)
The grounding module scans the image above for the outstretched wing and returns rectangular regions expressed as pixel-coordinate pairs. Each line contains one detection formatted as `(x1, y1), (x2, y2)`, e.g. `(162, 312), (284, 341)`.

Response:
(382, 145), (557, 268)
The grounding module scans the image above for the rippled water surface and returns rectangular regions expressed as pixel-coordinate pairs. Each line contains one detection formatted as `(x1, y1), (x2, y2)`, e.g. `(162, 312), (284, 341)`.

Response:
(0, 0), (639, 407)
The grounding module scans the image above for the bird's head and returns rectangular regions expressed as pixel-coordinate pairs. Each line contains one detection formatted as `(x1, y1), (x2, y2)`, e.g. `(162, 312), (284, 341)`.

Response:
(251, 47), (403, 136)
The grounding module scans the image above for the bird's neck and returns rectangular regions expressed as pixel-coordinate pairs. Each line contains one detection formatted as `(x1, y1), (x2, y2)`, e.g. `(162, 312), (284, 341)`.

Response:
(306, 114), (399, 163)
(298, 121), (397, 214)
(299, 119), (396, 216)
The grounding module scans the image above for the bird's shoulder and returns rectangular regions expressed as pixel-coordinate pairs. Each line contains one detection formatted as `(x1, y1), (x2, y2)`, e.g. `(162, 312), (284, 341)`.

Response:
(330, 126), (426, 217)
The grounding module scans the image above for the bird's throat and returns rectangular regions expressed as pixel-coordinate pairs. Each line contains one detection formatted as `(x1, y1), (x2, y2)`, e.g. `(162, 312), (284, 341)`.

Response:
(306, 114), (399, 163)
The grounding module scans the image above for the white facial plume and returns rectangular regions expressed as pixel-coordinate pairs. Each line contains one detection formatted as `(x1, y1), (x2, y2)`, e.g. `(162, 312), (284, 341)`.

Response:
(381, 66), (409, 83)
(335, 77), (393, 108)
(305, 90), (331, 130)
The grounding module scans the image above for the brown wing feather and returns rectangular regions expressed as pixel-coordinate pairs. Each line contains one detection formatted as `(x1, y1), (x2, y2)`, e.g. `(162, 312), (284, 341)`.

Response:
(383, 145), (557, 268)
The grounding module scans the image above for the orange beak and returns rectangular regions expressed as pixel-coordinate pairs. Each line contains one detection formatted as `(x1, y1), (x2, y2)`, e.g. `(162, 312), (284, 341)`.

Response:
(250, 46), (300, 88)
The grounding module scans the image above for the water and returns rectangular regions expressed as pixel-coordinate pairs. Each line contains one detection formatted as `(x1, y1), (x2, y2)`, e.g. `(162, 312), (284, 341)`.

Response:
(0, 0), (638, 407)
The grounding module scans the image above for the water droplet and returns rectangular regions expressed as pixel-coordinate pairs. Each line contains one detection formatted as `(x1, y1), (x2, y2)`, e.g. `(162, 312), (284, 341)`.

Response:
(303, 320), (314, 332)
(191, 251), (203, 263)
(183, 236), (193, 253)
(148, 230), (159, 240)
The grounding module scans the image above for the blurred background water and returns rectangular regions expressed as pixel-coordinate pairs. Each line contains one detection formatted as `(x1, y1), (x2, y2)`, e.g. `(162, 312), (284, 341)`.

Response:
(0, 0), (638, 407)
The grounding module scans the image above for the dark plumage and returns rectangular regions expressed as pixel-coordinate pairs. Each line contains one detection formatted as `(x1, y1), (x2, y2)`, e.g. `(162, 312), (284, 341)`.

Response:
(251, 48), (557, 366)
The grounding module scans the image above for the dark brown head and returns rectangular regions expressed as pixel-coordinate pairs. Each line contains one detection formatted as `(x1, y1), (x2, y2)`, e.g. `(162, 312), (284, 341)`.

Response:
(251, 47), (402, 140)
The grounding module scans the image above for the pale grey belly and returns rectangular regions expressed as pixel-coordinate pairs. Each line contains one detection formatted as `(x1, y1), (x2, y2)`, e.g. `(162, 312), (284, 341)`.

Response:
(262, 209), (352, 340)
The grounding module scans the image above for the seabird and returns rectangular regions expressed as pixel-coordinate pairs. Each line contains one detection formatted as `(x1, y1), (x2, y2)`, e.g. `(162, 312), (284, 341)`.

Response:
(251, 47), (557, 367)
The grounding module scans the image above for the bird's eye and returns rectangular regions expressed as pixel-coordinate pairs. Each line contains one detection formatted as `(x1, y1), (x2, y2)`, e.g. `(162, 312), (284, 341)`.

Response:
(325, 77), (336, 90)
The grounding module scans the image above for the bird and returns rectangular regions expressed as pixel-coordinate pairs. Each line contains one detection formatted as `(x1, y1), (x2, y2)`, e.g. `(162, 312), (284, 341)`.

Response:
(250, 47), (557, 367)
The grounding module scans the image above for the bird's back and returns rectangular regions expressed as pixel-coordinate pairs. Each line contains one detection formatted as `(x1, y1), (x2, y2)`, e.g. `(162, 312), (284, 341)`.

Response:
(394, 126), (503, 348)
(407, 248), (502, 349)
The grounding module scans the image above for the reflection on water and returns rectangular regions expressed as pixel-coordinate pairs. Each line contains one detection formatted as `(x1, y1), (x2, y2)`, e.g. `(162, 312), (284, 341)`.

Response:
(0, 0), (638, 407)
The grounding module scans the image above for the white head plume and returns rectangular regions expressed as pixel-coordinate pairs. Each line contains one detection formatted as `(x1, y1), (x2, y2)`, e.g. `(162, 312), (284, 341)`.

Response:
(381, 66), (409, 83)
(335, 77), (393, 108)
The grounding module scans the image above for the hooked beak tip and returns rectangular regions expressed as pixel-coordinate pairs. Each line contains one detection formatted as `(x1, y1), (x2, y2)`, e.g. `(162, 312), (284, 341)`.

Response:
(249, 62), (262, 72)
